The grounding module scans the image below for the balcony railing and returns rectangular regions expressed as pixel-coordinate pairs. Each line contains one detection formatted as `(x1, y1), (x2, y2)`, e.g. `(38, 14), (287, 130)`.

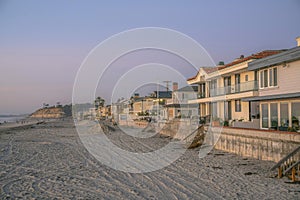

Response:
(210, 80), (258, 97)
(197, 93), (206, 99)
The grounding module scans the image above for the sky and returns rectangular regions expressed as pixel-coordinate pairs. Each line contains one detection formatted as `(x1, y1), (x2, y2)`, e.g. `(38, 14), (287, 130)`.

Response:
(0, 0), (300, 114)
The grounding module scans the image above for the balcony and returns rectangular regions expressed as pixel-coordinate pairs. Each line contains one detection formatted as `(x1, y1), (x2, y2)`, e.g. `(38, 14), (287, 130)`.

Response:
(210, 80), (258, 97)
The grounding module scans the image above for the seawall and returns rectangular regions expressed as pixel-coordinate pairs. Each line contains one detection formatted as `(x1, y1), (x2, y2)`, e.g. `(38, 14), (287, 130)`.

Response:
(212, 127), (300, 162)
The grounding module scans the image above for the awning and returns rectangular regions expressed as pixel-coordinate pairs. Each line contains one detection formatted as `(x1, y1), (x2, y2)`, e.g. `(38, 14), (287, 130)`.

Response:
(242, 92), (300, 102)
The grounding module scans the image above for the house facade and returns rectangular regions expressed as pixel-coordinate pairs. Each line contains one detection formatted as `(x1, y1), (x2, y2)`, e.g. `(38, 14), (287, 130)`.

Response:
(187, 51), (284, 127)
(165, 85), (199, 120)
(246, 39), (300, 130)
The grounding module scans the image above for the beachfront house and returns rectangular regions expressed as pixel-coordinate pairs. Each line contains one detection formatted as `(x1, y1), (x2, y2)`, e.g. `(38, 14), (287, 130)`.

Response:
(165, 84), (199, 120)
(131, 90), (172, 119)
(245, 37), (300, 131)
(187, 50), (284, 127)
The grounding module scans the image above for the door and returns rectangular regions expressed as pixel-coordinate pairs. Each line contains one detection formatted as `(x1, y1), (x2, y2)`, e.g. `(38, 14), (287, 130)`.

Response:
(224, 76), (231, 94)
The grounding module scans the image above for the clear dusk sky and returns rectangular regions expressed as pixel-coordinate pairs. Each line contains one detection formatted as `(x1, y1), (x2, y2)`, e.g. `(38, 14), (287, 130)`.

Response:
(0, 0), (300, 115)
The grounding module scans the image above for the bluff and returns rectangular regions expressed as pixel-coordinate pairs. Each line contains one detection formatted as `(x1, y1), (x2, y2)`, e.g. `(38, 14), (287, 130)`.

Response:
(30, 107), (65, 118)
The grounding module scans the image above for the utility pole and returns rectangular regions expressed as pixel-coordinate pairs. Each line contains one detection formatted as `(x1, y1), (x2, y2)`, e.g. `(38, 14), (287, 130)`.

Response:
(163, 81), (172, 92)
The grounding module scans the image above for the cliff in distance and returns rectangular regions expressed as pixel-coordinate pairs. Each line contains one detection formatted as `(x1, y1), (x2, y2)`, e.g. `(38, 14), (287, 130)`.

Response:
(30, 107), (65, 118)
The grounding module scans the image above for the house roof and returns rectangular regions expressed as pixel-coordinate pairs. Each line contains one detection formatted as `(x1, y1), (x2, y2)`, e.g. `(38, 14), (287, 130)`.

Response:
(176, 85), (198, 92)
(224, 50), (285, 68)
(248, 46), (300, 71)
(242, 92), (300, 102)
(153, 91), (172, 98)
(187, 50), (284, 82)
(187, 67), (219, 81)
(202, 67), (221, 74)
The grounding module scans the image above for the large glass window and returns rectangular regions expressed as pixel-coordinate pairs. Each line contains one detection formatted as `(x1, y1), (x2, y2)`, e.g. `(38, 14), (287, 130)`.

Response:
(261, 104), (269, 128)
(270, 103), (278, 128)
(250, 102), (260, 119)
(292, 102), (300, 130)
(280, 103), (289, 127)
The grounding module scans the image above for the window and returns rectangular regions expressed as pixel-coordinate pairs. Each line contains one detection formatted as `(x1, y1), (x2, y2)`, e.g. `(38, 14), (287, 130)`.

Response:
(270, 103), (278, 128)
(260, 71), (264, 88)
(250, 101), (260, 119)
(273, 68), (277, 86)
(235, 74), (241, 92)
(260, 67), (278, 89)
(235, 99), (241, 112)
(292, 102), (300, 130)
(224, 76), (231, 94)
(269, 70), (273, 86)
(210, 79), (217, 96)
(261, 104), (269, 128)
(245, 75), (248, 82)
(263, 70), (268, 87)
(280, 103), (288, 127)
(212, 102), (218, 118)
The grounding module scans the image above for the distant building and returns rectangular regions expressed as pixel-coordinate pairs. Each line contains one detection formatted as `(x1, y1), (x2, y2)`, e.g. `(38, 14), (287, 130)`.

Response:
(165, 84), (199, 120)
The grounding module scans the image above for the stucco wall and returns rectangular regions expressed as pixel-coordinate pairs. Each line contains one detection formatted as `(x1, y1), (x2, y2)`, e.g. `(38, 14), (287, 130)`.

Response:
(231, 101), (250, 121)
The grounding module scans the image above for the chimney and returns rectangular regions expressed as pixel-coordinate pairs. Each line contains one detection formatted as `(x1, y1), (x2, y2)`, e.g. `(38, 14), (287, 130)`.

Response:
(172, 82), (178, 91)
(218, 61), (224, 66)
(297, 36), (300, 47)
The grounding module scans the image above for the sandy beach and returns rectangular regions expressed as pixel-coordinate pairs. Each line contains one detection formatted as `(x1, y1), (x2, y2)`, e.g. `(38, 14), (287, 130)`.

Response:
(0, 118), (299, 199)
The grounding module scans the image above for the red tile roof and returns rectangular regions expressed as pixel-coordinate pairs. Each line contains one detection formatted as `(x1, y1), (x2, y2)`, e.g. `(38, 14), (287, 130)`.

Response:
(187, 67), (223, 81)
(187, 50), (286, 82)
(224, 50), (285, 68)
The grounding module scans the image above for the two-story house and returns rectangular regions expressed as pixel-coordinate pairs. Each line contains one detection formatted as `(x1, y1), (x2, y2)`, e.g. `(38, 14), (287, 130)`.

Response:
(132, 90), (172, 118)
(165, 84), (198, 120)
(245, 37), (300, 130)
(187, 50), (284, 126)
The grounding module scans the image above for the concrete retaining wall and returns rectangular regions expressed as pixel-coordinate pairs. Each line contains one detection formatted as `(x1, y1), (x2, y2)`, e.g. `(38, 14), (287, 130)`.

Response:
(212, 127), (300, 162)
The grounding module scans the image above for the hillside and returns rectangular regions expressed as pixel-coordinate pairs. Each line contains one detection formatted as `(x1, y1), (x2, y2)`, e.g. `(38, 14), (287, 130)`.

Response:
(30, 107), (65, 118)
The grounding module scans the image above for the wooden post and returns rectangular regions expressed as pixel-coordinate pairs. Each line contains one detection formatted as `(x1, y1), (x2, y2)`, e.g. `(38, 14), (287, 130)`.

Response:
(292, 167), (296, 182)
(278, 167), (282, 178)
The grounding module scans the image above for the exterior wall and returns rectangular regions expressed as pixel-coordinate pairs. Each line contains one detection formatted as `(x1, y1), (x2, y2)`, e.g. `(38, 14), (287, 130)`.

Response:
(132, 99), (154, 114)
(231, 101), (250, 121)
(259, 60), (300, 96)
(218, 101), (224, 119)
(213, 127), (300, 162)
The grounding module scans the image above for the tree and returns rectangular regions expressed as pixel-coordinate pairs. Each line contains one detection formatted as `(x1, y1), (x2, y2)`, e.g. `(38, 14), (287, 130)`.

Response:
(94, 97), (105, 109)
(56, 102), (62, 108)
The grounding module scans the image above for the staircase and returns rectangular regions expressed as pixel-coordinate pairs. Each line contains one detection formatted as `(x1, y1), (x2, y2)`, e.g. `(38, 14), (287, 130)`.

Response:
(182, 125), (207, 149)
(270, 145), (300, 182)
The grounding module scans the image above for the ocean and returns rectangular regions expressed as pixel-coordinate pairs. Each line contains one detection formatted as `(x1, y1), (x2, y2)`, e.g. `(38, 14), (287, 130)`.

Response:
(0, 115), (28, 123)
